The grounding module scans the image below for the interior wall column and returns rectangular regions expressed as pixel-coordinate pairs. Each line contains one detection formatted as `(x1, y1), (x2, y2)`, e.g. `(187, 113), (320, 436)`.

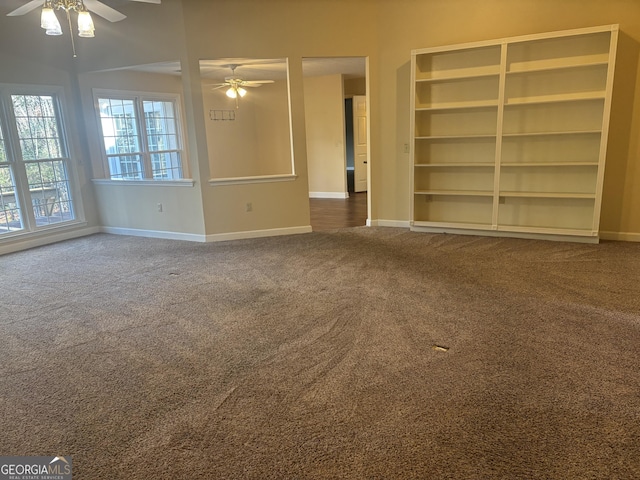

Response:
(178, 50), (208, 235)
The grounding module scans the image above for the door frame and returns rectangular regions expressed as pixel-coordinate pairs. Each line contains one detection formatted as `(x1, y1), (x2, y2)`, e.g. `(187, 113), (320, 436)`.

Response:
(301, 56), (371, 223)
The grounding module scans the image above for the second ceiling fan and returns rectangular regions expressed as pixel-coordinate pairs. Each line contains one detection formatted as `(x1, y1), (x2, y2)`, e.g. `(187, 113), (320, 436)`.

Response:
(211, 64), (275, 107)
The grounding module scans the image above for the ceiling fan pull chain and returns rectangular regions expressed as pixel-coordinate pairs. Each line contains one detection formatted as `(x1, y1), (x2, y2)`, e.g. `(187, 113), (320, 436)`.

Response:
(66, 8), (77, 57)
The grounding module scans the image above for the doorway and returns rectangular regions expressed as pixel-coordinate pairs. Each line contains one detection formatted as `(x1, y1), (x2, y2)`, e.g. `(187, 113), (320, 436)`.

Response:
(302, 57), (369, 229)
(344, 95), (368, 194)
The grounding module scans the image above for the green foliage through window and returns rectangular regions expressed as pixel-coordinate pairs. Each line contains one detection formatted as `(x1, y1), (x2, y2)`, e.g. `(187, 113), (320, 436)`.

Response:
(0, 93), (75, 235)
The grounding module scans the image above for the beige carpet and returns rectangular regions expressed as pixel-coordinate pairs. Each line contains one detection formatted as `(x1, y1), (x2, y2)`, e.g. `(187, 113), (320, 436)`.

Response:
(1, 228), (639, 479)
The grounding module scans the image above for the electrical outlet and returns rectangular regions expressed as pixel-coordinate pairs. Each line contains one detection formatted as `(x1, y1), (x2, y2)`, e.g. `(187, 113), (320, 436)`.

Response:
(246, 202), (252, 212)
(157, 203), (163, 213)
(404, 143), (410, 154)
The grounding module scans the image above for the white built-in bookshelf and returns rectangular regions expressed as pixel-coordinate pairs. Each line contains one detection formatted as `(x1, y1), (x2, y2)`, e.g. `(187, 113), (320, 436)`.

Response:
(410, 24), (618, 242)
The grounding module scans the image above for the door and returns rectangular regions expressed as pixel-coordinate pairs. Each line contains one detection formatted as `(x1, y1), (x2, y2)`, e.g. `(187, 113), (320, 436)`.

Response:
(352, 95), (368, 193)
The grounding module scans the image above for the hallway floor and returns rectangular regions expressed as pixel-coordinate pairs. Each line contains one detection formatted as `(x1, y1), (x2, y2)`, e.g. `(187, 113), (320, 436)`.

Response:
(309, 192), (367, 231)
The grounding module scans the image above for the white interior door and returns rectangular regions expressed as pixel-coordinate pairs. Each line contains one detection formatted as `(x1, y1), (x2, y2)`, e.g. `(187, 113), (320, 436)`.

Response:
(352, 95), (368, 193)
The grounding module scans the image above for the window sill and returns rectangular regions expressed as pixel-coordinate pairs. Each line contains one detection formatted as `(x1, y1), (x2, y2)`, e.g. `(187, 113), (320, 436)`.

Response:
(92, 179), (195, 187)
(208, 174), (298, 186)
(0, 220), (98, 255)
(0, 220), (88, 243)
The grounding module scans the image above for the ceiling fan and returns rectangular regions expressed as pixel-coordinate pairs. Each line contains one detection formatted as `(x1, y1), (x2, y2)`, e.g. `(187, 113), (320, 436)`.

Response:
(211, 64), (275, 107)
(7, 0), (161, 23)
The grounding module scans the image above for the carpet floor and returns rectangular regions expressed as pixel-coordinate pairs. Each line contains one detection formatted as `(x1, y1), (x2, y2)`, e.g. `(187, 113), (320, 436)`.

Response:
(1, 228), (639, 479)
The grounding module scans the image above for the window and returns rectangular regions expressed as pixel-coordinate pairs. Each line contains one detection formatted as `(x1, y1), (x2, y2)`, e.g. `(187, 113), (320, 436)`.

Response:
(96, 93), (184, 180)
(0, 91), (76, 237)
(0, 118), (22, 233)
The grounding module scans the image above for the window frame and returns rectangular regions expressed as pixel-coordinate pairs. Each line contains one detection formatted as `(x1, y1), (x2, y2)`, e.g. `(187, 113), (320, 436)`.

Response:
(0, 83), (84, 239)
(92, 89), (189, 182)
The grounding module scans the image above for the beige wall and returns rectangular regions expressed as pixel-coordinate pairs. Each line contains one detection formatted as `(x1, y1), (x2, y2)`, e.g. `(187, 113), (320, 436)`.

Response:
(74, 0), (186, 74)
(179, 0), (379, 236)
(375, 0), (640, 236)
(304, 74), (347, 197)
(77, 69), (205, 235)
(93, 182), (203, 235)
(205, 80), (292, 179)
(3, 0), (640, 243)
(344, 77), (367, 97)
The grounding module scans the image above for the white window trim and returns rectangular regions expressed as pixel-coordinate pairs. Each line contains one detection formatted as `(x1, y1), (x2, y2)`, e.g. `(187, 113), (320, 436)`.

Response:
(92, 179), (195, 187)
(0, 83), (86, 238)
(208, 174), (298, 186)
(92, 88), (190, 182)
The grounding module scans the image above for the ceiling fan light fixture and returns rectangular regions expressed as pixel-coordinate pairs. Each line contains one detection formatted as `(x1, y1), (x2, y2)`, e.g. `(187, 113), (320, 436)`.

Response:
(225, 86), (247, 99)
(9, 0), (161, 56)
(78, 28), (95, 38)
(77, 10), (95, 37)
(41, 7), (61, 33)
(46, 26), (64, 36)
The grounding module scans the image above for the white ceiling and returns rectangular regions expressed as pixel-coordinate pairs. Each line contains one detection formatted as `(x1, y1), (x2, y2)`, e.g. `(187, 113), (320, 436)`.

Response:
(124, 57), (366, 82)
(3, 0), (156, 19)
(2, 1), (366, 81)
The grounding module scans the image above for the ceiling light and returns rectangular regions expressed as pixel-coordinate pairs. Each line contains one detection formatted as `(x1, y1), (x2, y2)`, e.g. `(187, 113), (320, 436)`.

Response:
(226, 86), (247, 99)
(77, 9), (95, 38)
(41, 7), (61, 32)
(40, 0), (95, 56)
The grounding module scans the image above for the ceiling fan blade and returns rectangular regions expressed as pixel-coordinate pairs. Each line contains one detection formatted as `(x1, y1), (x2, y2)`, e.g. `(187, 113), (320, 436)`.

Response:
(244, 80), (275, 85)
(129, 0), (161, 3)
(83, 0), (126, 22)
(6, 0), (42, 17)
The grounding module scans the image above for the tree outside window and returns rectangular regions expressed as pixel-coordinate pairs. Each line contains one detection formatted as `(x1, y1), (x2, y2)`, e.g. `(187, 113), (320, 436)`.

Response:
(0, 93), (75, 236)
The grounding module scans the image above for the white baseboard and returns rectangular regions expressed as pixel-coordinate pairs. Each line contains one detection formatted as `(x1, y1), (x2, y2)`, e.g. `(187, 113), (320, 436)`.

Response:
(101, 225), (314, 243)
(6, 224), (638, 255)
(309, 192), (349, 199)
(101, 226), (208, 243)
(205, 225), (312, 242)
(410, 224), (599, 244)
(0, 225), (100, 255)
(367, 219), (411, 228)
(367, 226), (640, 243)
(599, 231), (640, 242)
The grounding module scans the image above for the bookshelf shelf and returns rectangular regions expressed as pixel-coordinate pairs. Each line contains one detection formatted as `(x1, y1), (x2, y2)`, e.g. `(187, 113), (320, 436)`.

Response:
(410, 25), (618, 242)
